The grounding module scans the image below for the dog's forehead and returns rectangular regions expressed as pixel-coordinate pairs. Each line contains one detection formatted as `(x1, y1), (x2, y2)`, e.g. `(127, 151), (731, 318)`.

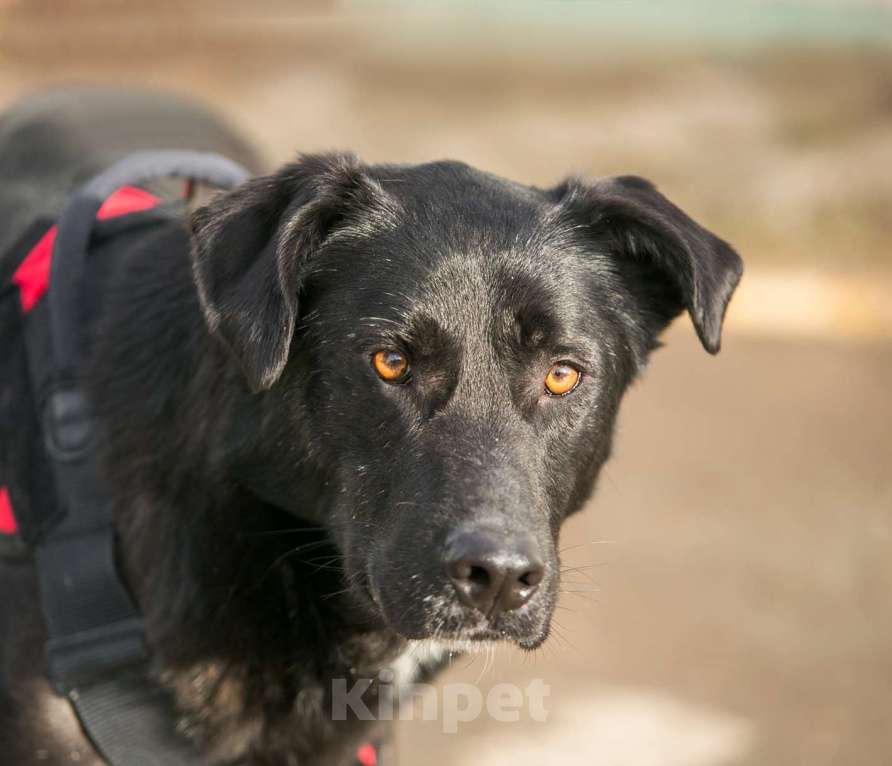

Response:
(338, 242), (591, 366)
(413, 249), (547, 333)
(309, 161), (596, 345)
(363, 161), (577, 292)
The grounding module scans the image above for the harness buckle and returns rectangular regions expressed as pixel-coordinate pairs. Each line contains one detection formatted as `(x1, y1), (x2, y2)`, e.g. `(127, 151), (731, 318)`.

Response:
(42, 387), (94, 463)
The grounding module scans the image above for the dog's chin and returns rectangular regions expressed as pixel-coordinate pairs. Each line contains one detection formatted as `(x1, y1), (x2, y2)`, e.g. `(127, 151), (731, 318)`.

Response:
(401, 623), (551, 655)
(372, 591), (551, 651)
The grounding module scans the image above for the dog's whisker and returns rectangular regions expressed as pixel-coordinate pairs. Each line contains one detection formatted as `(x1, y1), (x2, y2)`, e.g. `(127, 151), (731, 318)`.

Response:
(255, 540), (334, 584)
(559, 540), (617, 554)
(246, 527), (326, 539)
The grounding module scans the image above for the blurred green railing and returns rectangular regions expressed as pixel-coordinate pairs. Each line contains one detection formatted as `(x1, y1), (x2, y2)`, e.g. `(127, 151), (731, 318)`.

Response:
(370, 0), (892, 45)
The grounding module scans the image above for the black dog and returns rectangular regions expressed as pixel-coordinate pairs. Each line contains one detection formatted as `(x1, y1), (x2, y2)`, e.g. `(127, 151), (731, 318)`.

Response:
(0, 89), (742, 765)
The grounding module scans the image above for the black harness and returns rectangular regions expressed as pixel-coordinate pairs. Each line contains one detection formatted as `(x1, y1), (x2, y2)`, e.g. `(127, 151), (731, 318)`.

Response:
(3, 151), (384, 766)
(21, 152), (250, 765)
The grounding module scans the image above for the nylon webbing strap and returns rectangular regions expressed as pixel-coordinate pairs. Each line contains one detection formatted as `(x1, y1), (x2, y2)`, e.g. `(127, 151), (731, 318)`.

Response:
(51, 151), (250, 375)
(30, 151), (249, 765)
(34, 395), (209, 766)
(66, 665), (207, 766)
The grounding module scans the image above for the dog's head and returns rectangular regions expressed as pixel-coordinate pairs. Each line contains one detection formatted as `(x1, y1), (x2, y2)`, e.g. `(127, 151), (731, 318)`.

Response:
(190, 154), (741, 650)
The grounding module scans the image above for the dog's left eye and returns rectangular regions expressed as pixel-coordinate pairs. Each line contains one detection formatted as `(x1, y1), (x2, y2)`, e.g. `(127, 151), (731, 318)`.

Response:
(372, 349), (410, 383)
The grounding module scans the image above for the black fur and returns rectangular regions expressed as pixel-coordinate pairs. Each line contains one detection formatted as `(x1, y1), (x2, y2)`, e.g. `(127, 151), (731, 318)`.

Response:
(0, 90), (742, 765)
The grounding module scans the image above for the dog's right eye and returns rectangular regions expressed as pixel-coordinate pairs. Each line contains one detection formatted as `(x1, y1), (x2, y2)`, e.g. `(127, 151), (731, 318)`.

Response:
(372, 349), (410, 383)
(544, 362), (581, 396)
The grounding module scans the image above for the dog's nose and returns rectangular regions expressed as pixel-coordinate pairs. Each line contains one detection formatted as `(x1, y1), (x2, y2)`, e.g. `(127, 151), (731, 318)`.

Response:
(445, 529), (544, 616)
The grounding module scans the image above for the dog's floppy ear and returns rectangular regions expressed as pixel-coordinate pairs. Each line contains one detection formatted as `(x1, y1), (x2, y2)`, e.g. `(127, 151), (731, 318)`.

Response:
(190, 153), (397, 392)
(554, 175), (743, 354)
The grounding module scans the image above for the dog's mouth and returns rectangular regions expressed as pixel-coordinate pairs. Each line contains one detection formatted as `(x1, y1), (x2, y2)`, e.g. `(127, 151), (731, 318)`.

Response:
(406, 631), (546, 661)
(357, 566), (555, 651)
(418, 626), (550, 652)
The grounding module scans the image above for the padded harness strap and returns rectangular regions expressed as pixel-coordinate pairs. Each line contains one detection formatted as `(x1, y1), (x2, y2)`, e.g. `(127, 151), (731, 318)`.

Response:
(57, 667), (209, 766)
(29, 152), (249, 765)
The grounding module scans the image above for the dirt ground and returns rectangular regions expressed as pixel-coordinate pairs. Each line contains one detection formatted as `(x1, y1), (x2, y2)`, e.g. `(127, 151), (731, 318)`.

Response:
(1, 3), (890, 765)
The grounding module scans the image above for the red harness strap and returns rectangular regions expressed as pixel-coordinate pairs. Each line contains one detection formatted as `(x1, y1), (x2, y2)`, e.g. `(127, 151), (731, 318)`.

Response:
(10, 186), (158, 314)
(0, 487), (16, 536)
(1, 186), (159, 538)
(355, 742), (378, 766)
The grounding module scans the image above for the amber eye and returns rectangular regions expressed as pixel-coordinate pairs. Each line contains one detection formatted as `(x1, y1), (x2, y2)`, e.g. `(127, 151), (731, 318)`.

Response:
(372, 349), (409, 382)
(544, 362), (581, 396)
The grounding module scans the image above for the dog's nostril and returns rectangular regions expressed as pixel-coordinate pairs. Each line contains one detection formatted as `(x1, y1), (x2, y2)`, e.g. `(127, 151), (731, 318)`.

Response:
(447, 557), (502, 614)
(447, 560), (494, 593)
(467, 565), (491, 589)
(518, 566), (544, 588)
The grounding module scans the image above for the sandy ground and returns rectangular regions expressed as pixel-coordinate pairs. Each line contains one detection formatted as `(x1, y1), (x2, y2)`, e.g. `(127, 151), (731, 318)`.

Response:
(1, 3), (890, 765)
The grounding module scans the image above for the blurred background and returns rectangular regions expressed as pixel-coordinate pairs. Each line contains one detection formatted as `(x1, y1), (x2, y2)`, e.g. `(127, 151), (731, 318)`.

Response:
(2, 1), (890, 764)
